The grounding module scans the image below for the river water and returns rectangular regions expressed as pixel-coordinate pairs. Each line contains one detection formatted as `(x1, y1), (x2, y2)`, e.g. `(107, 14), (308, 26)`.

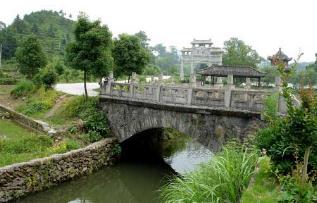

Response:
(19, 133), (212, 203)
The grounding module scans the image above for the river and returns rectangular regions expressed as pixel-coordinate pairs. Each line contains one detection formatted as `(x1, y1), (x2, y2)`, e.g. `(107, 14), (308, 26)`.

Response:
(18, 132), (212, 203)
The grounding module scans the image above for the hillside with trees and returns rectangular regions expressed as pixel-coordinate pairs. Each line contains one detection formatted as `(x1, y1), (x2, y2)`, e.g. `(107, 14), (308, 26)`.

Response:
(0, 10), (75, 61)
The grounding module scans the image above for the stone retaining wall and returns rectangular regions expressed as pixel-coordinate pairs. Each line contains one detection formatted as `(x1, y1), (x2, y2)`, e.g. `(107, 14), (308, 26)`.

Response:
(0, 104), (54, 134)
(0, 138), (118, 202)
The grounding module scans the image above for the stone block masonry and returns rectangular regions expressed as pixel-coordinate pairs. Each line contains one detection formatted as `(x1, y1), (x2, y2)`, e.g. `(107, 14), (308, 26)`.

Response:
(0, 104), (56, 135)
(0, 138), (118, 202)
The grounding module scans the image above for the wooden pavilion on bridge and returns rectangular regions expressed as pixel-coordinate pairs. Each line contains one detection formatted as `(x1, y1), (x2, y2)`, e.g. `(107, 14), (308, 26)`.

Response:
(198, 65), (265, 87)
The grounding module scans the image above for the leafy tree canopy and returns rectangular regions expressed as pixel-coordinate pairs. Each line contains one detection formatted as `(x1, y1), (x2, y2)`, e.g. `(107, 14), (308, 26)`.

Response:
(223, 38), (261, 68)
(112, 33), (150, 78)
(66, 13), (112, 98)
(16, 36), (47, 79)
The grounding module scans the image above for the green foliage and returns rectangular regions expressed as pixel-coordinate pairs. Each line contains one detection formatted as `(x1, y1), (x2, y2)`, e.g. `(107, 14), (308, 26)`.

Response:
(153, 44), (179, 75)
(278, 163), (317, 203)
(261, 65), (279, 86)
(0, 10), (75, 60)
(0, 134), (52, 154)
(142, 65), (161, 75)
(111, 144), (122, 157)
(54, 60), (65, 75)
(66, 13), (113, 98)
(16, 87), (59, 116)
(256, 61), (317, 175)
(223, 37), (261, 68)
(0, 119), (81, 167)
(15, 36), (47, 78)
(161, 147), (257, 202)
(10, 80), (35, 98)
(263, 93), (279, 121)
(290, 68), (317, 88)
(0, 64), (20, 85)
(38, 65), (58, 89)
(113, 33), (150, 78)
(241, 156), (280, 203)
(61, 96), (110, 142)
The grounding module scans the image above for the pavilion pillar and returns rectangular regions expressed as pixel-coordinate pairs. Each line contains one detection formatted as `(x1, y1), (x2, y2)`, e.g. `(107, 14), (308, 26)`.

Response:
(105, 71), (114, 94)
(224, 74), (234, 108)
(275, 75), (287, 113)
(215, 77), (223, 88)
(180, 58), (184, 81)
(246, 77), (251, 89)
(190, 56), (194, 74)
(227, 74), (234, 86)
(190, 73), (196, 88)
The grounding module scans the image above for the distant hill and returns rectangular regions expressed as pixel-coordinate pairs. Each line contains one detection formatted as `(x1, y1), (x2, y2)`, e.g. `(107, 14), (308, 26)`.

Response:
(291, 62), (314, 72)
(0, 10), (75, 60)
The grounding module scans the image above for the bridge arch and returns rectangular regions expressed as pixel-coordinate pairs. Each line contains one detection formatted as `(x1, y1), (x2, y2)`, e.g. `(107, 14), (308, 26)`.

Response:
(100, 97), (262, 151)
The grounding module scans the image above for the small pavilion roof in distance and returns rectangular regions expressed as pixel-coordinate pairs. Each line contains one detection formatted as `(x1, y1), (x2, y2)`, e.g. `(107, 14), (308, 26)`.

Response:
(199, 65), (265, 78)
(267, 48), (292, 64)
(191, 39), (213, 45)
(181, 48), (192, 52)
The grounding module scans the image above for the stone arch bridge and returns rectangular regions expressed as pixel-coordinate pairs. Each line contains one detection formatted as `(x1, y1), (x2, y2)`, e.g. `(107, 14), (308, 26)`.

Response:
(100, 82), (271, 150)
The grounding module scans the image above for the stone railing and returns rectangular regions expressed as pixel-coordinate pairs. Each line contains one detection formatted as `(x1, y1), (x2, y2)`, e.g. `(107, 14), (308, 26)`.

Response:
(100, 82), (274, 112)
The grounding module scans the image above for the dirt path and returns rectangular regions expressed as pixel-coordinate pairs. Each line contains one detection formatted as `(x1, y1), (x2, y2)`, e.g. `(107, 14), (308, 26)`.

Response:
(45, 94), (68, 118)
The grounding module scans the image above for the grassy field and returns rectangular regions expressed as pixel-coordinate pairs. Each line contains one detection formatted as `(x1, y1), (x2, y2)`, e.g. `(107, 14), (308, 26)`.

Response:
(241, 156), (280, 203)
(0, 119), (81, 167)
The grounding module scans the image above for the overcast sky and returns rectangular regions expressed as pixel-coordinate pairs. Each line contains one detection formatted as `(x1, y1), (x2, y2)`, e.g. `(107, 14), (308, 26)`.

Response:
(1, 0), (316, 61)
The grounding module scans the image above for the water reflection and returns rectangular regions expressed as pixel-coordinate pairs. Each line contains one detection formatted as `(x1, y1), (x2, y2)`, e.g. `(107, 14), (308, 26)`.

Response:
(18, 129), (212, 203)
(164, 141), (213, 174)
(19, 161), (172, 203)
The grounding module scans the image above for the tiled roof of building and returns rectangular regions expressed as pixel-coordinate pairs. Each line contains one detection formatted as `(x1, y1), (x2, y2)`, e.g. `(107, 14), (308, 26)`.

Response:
(191, 39), (213, 44)
(199, 65), (265, 78)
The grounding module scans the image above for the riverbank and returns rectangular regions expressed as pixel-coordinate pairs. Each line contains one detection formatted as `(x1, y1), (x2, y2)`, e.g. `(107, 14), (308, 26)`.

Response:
(0, 137), (118, 202)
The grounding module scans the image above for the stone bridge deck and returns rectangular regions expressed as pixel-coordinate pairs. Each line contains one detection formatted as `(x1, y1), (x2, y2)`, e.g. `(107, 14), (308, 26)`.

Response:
(100, 82), (274, 114)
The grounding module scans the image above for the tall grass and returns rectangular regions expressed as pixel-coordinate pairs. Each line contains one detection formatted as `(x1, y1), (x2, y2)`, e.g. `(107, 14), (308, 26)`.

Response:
(0, 119), (82, 167)
(161, 147), (258, 203)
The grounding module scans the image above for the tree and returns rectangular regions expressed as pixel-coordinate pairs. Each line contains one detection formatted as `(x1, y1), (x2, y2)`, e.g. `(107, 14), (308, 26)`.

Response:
(223, 38), (261, 68)
(112, 33), (150, 79)
(11, 15), (28, 34)
(66, 13), (112, 98)
(0, 21), (6, 31)
(16, 36), (47, 79)
(135, 30), (150, 48)
(0, 30), (17, 59)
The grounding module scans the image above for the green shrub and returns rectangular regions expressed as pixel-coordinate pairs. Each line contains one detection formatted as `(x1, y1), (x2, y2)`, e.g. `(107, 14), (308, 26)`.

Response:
(279, 165), (317, 203)
(10, 80), (35, 98)
(256, 105), (317, 174)
(17, 87), (59, 116)
(0, 77), (18, 85)
(161, 147), (258, 202)
(62, 96), (87, 118)
(263, 93), (279, 121)
(40, 67), (58, 89)
(54, 61), (65, 75)
(62, 96), (110, 142)
(22, 102), (48, 115)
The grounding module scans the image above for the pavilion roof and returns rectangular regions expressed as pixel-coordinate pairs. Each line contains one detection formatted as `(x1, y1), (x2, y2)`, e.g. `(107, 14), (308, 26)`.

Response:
(268, 48), (292, 62)
(191, 39), (213, 44)
(199, 65), (265, 78)
(181, 48), (192, 52)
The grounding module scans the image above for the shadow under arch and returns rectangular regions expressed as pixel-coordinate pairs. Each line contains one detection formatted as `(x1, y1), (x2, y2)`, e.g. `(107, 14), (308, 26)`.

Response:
(120, 127), (213, 174)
